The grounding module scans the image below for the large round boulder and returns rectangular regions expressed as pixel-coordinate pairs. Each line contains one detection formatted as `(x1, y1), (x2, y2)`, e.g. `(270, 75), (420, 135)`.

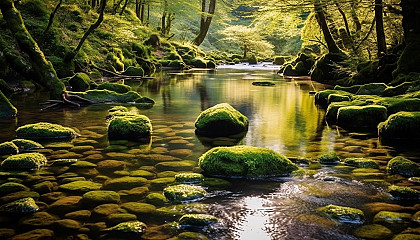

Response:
(16, 122), (78, 139)
(379, 111), (420, 140)
(337, 105), (387, 130)
(195, 103), (248, 137)
(69, 72), (90, 92)
(387, 156), (420, 177)
(1, 153), (47, 169)
(108, 114), (152, 141)
(198, 146), (299, 178)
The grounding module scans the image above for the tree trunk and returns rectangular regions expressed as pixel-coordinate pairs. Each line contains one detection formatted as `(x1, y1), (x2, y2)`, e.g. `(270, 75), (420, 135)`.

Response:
(334, 0), (355, 51)
(0, 0), (65, 99)
(44, 0), (63, 34)
(119, 0), (130, 15)
(375, 0), (387, 57)
(350, 0), (361, 33)
(314, 0), (341, 54)
(193, 0), (216, 46)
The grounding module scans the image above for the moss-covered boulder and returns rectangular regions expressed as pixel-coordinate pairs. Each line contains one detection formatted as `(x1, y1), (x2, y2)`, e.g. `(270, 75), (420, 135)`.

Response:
(0, 142), (18, 155)
(82, 190), (120, 205)
(179, 214), (218, 227)
(194, 103), (248, 137)
(16, 122), (78, 139)
(69, 72), (90, 92)
(325, 101), (365, 124)
(108, 114), (152, 140)
(334, 85), (362, 94)
(103, 176), (148, 190)
(393, 233), (420, 240)
(382, 82), (414, 97)
(311, 52), (349, 83)
(175, 173), (204, 184)
(198, 146), (298, 178)
(373, 211), (412, 232)
(343, 158), (379, 169)
(59, 181), (102, 193)
(0, 182), (29, 196)
(0, 90), (17, 118)
(0, 197), (39, 214)
(388, 185), (420, 200)
(11, 139), (43, 152)
(314, 90), (353, 107)
(97, 82), (132, 94)
(71, 89), (142, 103)
(145, 193), (167, 206)
(378, 112), (420, 140)
(317, 204), (364, 223)
(356, 83), (388, 95)
(1, 153), (47, 169)
(337, 105), (387, 130)
(387, 156), (420, 177)
(327, 94), (351, 104)
(354, 224), (393, 240)
(121, 202), (156, 216)
(163, 184), (206, 203)
(317, 152), (340, 165)
(123, 66), (144, 77)
(104, 221), (147, 234)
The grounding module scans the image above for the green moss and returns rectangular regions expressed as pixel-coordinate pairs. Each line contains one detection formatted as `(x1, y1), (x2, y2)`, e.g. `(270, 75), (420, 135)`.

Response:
(198, 146), (299, 178)
(0, 90), (17, 118)
(388, 185), (420, 200)
(355, 83), (389, 95)
(155, 203), (209, 219)
(121, 202), (156, 216)
(327, 94), (351, 104)
(314, 90), (353, 107)
(382, 82), (414, 97)
(82, 190), (120, 204)
(343, 158), (379, 169)
(325, 101), (366, 124)
(69, 72), (90, 92)
(145, 193), (168, 206)
(317, 204), (364, 223)
(195, 103), (248, 137)
(175, 173), (204, 184)
(0, 141), (18, 155)
(273, 56), (285, 65)
(97, 82), (132, 94)
(378, 112), (420, 140)
(334, 85), (362, 94)
(354, 224), (393, 240)
(108, 114), (152, 140)
(247, 55), (258, 64)
(150, 177), (175, 190)
(71, 89), (141, 103)
(393, 234), (420, 240)
(0, 182), (29, 196)
(105, 221), (147, 234)
(123, 66), (144, 77)
(1, 153), (47, 169)
(103, 176), (148, 190)
(11, 139), (43, 152)
(179, 214), (218, 227)
(387, 156), (420, 177)
(109, 106), (128, 113)
(311, 52), (349, 83)
(373, 211), (412, 231)
(163, 184), (206, 203)
(59, 180), (102, 193)
(71, 160), (97, 168)
(336, 105), (387, 130)
(16, 122), (78, 139)
(0, 197), (38, 214)
(317, 152), (340, 165)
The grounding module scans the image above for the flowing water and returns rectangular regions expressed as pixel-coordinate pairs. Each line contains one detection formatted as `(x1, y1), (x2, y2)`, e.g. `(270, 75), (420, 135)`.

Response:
(0, 66), (419, 239)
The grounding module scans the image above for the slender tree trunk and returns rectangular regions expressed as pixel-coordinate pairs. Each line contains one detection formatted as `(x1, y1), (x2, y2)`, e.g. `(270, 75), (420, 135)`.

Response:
(334, 0), (355, 51)
(140, 0), (145, 22)
(193, 0), (216, 46)
(135, 0), (140, 18)
(44, 0), (63, 34)
(119, 0), (130, 15)
(0, 0), (65, 99)
(375, 0), (387, 57)
(314, 0), (341, 53)
(351, 0), (361, 33)
(112, 0), (123, 14)
(68, 0), (106, 61)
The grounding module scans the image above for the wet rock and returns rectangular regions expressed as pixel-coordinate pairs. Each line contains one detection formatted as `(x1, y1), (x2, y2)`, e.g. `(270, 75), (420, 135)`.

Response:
(315, 90), (353, 107)
(195, 103), (248, 137)
(140, 223), (178, 240)
(53, 219), (82, 232)
(118, 187), (149, 201)
(388, 185), (420, 200)
(157, 171), (177, 178)
(163, 184), (206, 203)
(1, 191), (40, 204)
(106, 213), (137, 226)
(10, 229), (55, 240)
(32, 181), (54, 194)
(0, 141), (18, 155)
(19, 211), (58, 227)
(0, 228), (15, 239)
(84, 154), (104, 161)
(155, 203), (209, 219)
(64, 210), (91, 221)
(387, 156), (420, 177)
(373, 211), (412, 232)
(354, 224), (393, 240)
(92, 203), (121, 218)
(82, 190), (120, 205)
(1, 153), (47, 169)
(48, 196), (82, 214)
(175, 173), (204, 184)
(0, 197), (39, 214)
(121, 202), (156, 217)
(130, 170), (155, 179)
(16, 122), (78, 139)
(51, 158), (78, 166)
(69, 72), (90, 92)
(155, 161), (196, 172)
(199, 178), (232, 190)
(70, 145), (94, 153)
(356, 83), (388, 95)
(317, 204), (364, 224)
(103, 176), (147, 190)
(97, 160), (126, 173)
(108, 113), (152, 141)
(104, 221), (147, 234)
(169, 149), (193, 157)
(145, 193), (168, 206)
(379, 112), (420, 141)
(61, 177), (86, 184)
(0, 182), (29, 196)
(39, 192), (67, 204)
(151, 147), (169, 154)
(150, 177), (175, 190)
(71, 161), (97, 168)
(343, 158), (379, 168)
(393, 233), (420, 240)
(105, 152), (135, 159)
(59, 181), (102, 193)
(168, 231), (209, 240)
(199, 146), (298, 178)
(327, 94), (351, 104)
(73, 168), (99, 178)
(179, 214), (218, 227)
(337, 105), (387, 130)
(317, 152), (340, 165)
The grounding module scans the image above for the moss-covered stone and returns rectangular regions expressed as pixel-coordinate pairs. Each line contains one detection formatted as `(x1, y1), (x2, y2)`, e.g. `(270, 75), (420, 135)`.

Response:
(327, 94), (351, 104)
(194, 103), (248, 137)
(175, 173), (204, 184)
(82, 190), (120, 205)
(0, 182), (29, 196)
(19, 211), (59, 228)
(343, 158), (379, 168)
(356, 83), (388, 95)
(10, 229), (55, 239)
(334, 85), (362, 94)
(337, 105), (387, 130)
(1, 153), (47, 169)
(0, 90), (17, 118)
(373, 211), (412, 232)
(317, 204), (364, 223)
(104, 221), (147, 234)
(325, 101), (366, 124)
(311, 52), (349, 83)
(108, 114), (152, 141)
(0, 141), (18, 155)
(314, 90), (353, 107)
(150, 177), (175, 190)
(59, 180), (102, 193)
(130, 170), (155, 179)
(121, 202), (156, 216)
(16, 122), (78, 139)
(0, 197), (38, 214)
(103, 176), (148, 190)
(168, 232), (209, 240)
(163, 184), (206, 203)
(145, 193), (167, 206)
(179, 214), (218, 227)
(71, 89), (142, 103)
(97, 82), (132, 94)
(155, 203), (209, 219)
(32, 181), (54, 194)
(155, 161), (195, 172)
(69, 72), (90, 92)
(71, 161), (97, 168)
(387, 156), (420, 177)
(11, 139), (43, 152)
(199, 146), (298, 178)
(388, 185), (420, 200)
(123, 66), (144, 77)
(354, 224), (393, 240)
(379, 112), (420, 140)
(382, 82), (414, 97)
(393, 233), (420, 240)
(51, 158), (78, 166)
(317, 152), (340, 165)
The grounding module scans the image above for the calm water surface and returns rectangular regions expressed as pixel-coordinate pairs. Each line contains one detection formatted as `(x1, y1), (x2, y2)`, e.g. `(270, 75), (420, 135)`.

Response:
(0, 67), (419, 239)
